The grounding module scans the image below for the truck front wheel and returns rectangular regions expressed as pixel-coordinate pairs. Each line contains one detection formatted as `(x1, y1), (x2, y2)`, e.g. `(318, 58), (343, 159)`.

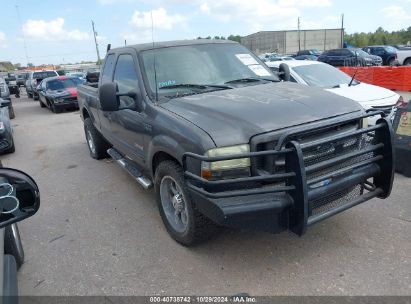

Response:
(154, 160), (219, 246)
(84, 118), (109, 159)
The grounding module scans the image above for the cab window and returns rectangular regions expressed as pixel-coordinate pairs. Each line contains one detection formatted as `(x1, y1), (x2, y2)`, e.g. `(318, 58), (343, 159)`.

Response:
(113, 54), (139, 109)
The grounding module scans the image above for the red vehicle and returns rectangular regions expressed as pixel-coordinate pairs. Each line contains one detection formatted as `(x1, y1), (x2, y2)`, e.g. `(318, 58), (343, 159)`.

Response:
(37, 76), (82, 113)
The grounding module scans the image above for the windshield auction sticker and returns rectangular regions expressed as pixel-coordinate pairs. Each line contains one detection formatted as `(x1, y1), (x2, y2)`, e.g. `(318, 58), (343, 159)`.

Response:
(235, 53), (259, 66)
(248, 64), (271, 77)
(396, 112), (411, 136)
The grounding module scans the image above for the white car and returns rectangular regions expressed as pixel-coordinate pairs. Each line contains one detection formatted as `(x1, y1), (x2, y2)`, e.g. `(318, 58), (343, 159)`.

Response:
(266, 60), (402, 125)
(394, 48), (411, 66)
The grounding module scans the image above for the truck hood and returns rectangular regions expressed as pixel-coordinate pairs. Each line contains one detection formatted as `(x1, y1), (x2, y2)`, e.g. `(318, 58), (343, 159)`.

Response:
(325, 82), (399, 109)
(160, 82), (362, 147)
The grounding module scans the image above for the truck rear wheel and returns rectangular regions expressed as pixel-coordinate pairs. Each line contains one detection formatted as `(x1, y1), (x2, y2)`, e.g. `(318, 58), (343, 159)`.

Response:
(154, 160), (219, 246)
(84, 118), (109, 159)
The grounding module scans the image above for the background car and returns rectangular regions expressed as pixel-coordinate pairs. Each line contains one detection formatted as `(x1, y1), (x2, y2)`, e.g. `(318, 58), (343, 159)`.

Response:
(0, 78), (10, 101)
(362, 45), (398, 66)
(25, 70), (59, 100)
(318, 48), (382, 67)
(3, 74), (20, 98)
(266, 60), (401, 125)
(38, 76), (82, 113)
(16, 74), (27, 87)
(66, 72), (86, 81)
(390, 45), (411, 65)
(296, 49), (322, 57)
(266, 54), (295, 62)
(0, 99), (15, 154)
(294, 54), (318, 61)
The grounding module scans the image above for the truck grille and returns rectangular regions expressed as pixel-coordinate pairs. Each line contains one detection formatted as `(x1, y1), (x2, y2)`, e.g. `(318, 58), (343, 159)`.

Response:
(255, 120), (381, 219)
(311, 185), (362, 216)
(0, 139), (9, 150)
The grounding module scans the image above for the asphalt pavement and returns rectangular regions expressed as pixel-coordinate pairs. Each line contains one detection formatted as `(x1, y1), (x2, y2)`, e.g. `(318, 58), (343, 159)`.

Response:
(1, 92), (410, 296)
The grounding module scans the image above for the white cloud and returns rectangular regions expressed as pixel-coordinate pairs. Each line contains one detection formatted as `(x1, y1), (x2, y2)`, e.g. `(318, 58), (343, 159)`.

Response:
(122, 30), (152, 44)
(0, 32), (7, 48)
(130, 8), (185, 30)
(380, 6), (411, 30)
(198, 0), (300, 32)
(22, 18), (89, 41)
(97, 0), (136, 4)
(278, 0), (331, 7)
(381, 5), (411, 20)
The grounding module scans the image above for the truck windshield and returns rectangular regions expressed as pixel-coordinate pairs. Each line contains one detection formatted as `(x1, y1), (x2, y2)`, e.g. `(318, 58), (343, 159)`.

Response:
(293, 63), (359, 88)
(141, 43), (278, 100)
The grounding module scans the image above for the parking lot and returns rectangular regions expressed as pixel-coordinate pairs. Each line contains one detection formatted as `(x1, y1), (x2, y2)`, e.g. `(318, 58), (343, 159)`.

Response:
(1, 92), (410, 296)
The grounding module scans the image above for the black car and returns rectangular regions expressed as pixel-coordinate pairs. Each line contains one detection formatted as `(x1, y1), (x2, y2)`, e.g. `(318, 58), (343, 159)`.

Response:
(362, 45), (398, 66)
(318, 48), (382, 67)
(0, 99), (15, 154)
(38, 76), (82, 113)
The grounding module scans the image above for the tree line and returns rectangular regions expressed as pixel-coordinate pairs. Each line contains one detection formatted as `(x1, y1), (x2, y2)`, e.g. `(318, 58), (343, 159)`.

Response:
(197, 35), (241, 43)
(344, 26), (411, 47)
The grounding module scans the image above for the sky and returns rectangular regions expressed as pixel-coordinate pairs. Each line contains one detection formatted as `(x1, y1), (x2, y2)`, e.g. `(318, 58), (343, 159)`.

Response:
(0, 0), (410, 65)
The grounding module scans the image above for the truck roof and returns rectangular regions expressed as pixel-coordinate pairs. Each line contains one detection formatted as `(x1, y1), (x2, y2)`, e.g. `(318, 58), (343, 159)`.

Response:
(109, 39), (237, 53)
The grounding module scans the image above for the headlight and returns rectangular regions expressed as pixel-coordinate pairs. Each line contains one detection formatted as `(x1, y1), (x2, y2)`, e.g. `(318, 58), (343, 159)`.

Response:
(0, 121), (5, 132)
(201, 144), (251, 180)
(362, 117), (368, 128)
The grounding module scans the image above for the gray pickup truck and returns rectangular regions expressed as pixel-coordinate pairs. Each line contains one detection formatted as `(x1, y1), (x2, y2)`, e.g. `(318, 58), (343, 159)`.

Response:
(78, 39), (394, 245)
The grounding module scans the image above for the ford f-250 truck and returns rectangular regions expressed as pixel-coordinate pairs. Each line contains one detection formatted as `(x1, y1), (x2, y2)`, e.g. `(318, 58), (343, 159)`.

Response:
(78, 40), (394, 246)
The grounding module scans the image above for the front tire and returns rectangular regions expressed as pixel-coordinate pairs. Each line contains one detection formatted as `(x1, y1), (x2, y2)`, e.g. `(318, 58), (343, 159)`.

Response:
(4, 224), (24, 270)
(8, 106), (15, 119)
(40, 100), (46, 108)
(154, 160), (219, 246)
(404, 58), (411, 66)
(84, 118), (109, 159)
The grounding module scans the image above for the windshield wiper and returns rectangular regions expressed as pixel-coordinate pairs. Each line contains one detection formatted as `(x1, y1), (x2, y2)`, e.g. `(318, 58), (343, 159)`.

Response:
(224, 77), (278, 84)
(159, 83), (232, 90)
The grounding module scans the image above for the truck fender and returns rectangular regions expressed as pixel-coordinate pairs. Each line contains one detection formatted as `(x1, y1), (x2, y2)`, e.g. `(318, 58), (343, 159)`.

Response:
(146, 135), (187, 176)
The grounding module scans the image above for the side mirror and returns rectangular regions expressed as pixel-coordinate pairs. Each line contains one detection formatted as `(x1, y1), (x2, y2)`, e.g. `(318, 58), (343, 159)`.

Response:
(0, 168), (40, 229)
(0, 99), (11, 108)
(279, 63), (290, 82)
(117, 89), (144, 112)
(99, 82), (119, 111)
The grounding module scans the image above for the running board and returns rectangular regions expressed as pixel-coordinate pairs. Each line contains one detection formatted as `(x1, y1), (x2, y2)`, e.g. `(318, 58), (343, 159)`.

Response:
(107, 148), (153, 189)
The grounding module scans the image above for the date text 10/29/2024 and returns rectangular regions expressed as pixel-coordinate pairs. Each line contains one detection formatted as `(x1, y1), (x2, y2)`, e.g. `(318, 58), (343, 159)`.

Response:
(149, 296), (257, 303)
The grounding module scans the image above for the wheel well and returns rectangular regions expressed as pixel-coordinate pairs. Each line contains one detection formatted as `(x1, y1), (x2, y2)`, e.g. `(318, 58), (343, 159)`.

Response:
(152, 152), (179, 175)
(83, 108), (90, 119)
(404, 57), (411, 64)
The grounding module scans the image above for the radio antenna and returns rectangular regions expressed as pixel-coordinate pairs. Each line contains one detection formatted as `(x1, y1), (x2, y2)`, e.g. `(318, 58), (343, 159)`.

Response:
(151, 11), (159, 103)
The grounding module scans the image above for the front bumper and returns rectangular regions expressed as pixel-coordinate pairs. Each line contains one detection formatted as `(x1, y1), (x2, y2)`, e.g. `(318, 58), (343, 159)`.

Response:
(0, 134), (13, 153)
(183, 111), (394, 235)
(53, 99), (78, 109)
